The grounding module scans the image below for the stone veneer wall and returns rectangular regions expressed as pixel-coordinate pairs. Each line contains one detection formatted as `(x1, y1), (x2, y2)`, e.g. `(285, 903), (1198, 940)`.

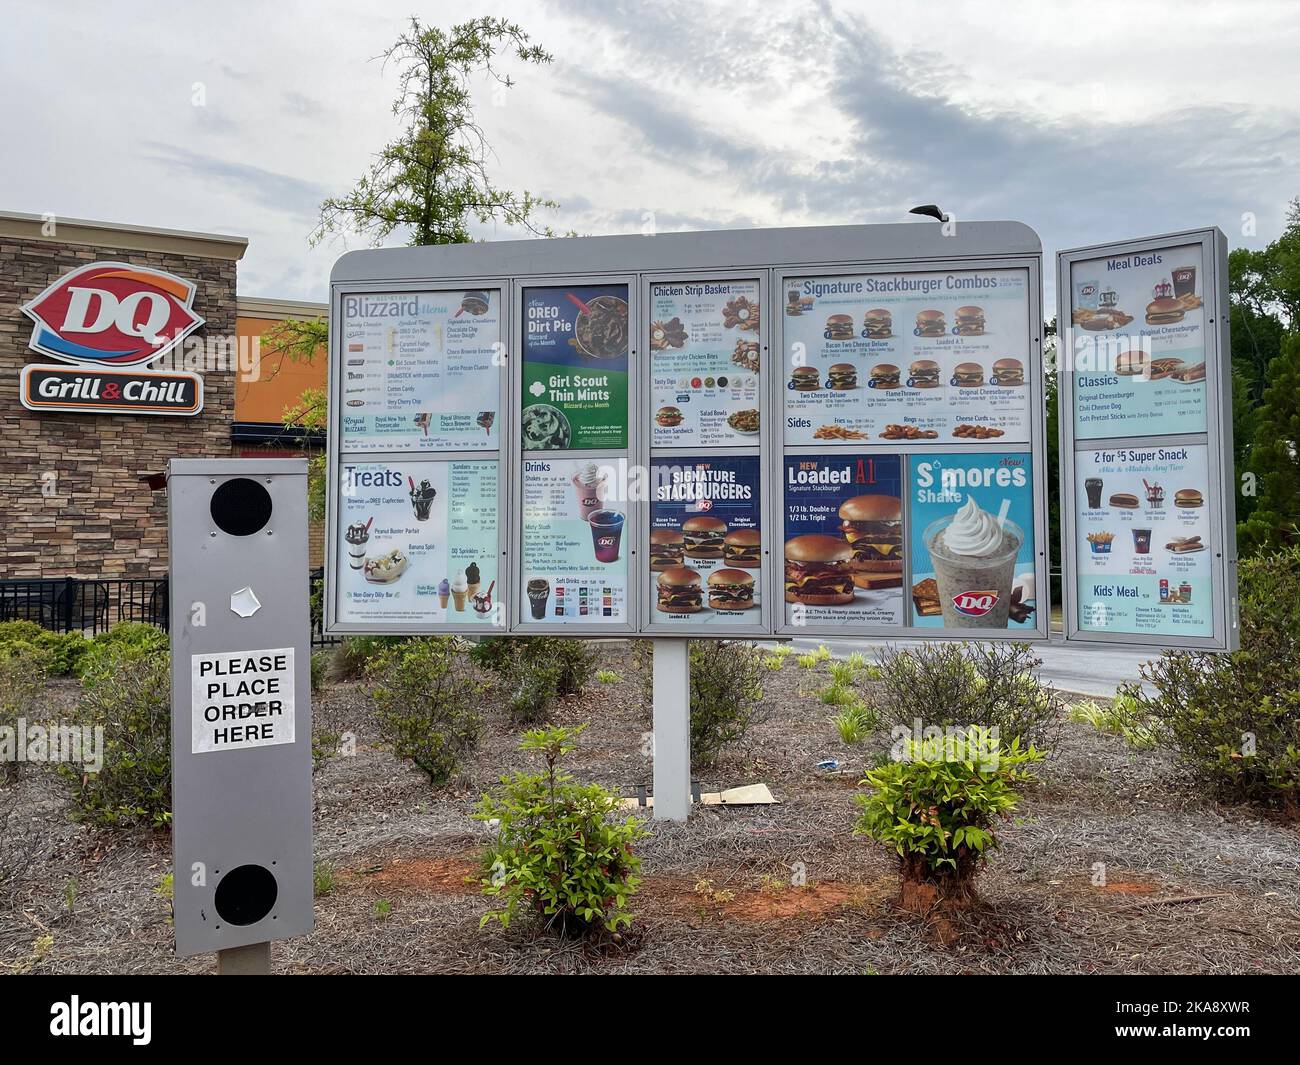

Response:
(0, 238), (236, 577)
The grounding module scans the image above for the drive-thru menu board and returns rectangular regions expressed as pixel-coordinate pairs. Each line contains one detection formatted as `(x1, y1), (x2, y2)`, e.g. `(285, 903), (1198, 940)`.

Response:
(1058, 229), (1237, 650)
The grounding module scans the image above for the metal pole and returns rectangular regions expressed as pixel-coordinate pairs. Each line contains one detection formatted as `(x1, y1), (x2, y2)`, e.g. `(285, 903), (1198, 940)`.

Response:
(217, 941), (271, 975)
(651, 638), (691, 821)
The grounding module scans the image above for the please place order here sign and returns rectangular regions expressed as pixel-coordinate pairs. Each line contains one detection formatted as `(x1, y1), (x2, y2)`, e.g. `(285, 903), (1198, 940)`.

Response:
(189, 648), (296, 754)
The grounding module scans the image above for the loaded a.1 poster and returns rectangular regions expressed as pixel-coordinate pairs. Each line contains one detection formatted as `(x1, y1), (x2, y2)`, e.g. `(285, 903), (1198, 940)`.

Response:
(650, 456), (761, 625)
(521, 284), (629, 450)
(521, 456), (628, 623)
(648, 280), (761, 448)
(909, 453), (1037, 629)
(336, 459), (500, 625)
(782, 454), (903, 626)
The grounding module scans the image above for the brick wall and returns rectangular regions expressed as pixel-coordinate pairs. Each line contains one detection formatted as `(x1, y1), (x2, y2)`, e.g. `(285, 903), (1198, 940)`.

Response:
(0, 238), (237, 577)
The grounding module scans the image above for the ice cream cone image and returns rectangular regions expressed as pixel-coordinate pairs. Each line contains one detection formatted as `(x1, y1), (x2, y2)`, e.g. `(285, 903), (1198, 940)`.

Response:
(465, 562), (481, 599)
(451, 570), (468, 611)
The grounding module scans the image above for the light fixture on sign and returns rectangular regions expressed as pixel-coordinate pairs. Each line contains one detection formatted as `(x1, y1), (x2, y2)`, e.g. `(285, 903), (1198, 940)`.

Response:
(230, 587), (262, 618)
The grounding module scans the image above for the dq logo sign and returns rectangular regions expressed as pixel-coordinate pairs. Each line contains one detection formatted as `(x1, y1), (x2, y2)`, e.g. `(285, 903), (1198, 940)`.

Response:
(952, 589), (999, 617)
(20, 262), (204, 368)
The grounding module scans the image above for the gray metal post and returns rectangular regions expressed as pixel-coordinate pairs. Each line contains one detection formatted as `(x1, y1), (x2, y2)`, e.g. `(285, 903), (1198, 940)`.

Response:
(652, 638), (691, 821)
(217, 942), (270, 975)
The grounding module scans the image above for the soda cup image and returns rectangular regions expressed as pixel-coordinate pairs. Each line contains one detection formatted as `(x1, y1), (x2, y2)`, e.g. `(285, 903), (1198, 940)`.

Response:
(922, 498), (1023, 629)
(526, 578), (550, 620)
(589, 509), (625, 564)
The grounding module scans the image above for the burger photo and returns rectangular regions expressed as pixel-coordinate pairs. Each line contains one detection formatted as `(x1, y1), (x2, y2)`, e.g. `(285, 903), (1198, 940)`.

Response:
(791, 365), (820, 391)
(826, 362), (858, 389)
(656, 566), (702, 613)
(909, 359), (940, 388)
(707, 568), (756, 611)
(1115, 350), (1148, 376)
(991, 358), (1024, 386)
(863, 308), (892, 339)
(1145, 298), (1186, 326)
(1175, 488), (1204, 508)
(649, 527), (685, 570)
(682, 515), (727, 558)
(952, 362), (984, 387)
(915, 309), (946, 338)
(954, 306), (985, 336)
(655, 405), (684, 427)
(869, 363), (900, 389)
(784, 534), (855, 605)
(838, 495), (902, 587)
(723, 528), (761, 568)
(825, 313), (855, 340)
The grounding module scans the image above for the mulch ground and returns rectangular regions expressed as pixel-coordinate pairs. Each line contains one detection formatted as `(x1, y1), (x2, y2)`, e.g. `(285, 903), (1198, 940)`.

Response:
(2, 643), (1298, 975)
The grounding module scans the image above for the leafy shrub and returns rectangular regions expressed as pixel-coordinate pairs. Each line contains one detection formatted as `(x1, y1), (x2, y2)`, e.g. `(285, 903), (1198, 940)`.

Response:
(475, 725), (645, 937)
(0, 623), (90, 677)
(65, 647), (172, 827)
(854, 728), (1041, 911)
(470, 637), (600, 727)
(873, 642), (1060, 753)
(310, 649), (330, 693)
(689, 641), (767, 767)
(76, 622), (166, 678)
(335, 634), (409, 680)
(1124, 546), (1300, 807)
(0, 648), (45, 784)
(368, 637), (482, 786)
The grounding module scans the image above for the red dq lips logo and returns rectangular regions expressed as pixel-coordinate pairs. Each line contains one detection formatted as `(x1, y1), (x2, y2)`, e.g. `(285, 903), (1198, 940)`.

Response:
(952, 589), (1000, 617)
(21, 261), (204, 367)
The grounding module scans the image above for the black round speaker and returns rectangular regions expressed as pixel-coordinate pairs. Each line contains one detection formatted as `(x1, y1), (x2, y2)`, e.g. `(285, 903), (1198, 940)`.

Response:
(213, 864), (278, 926)
(210, 478), (273, 536)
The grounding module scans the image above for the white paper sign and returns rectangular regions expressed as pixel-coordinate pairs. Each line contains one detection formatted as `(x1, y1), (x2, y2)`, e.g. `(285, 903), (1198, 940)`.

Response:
(190, 647), (296, 753)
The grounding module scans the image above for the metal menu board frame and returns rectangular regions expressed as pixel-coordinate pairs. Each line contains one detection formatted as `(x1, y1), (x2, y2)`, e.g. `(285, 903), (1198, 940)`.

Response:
(324, 221), (1049, 639)
(1057, 228), (1239, 651)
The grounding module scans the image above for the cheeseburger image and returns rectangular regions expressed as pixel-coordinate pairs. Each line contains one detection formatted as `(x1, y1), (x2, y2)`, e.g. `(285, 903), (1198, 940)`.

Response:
(784, 534), (855, 605)
(838, 495), (903, 587)
(1145, 297), (1186, 326)
(655, 405), (684, 427)
(682, 515), (727, 558)
(825, 313), (855, 340)
(707, 568), (756, 611)
(826, 362), (858, 389)
(649, 528), (685, 570)
(863, 308), (892, 339)
(991, 358), (1024, 386)
(1115, 350), (1147, 376)
(791, 365), (820, 391)
(915, 309), (946, 338)
(869, 363), (900, 389)
(723, 528), (761, 568)
(952, 362), (984, 388)
(954, 306), (986, 336)
(1175, 488), (1204, 508)
(909, 359), (940, 388)
(656, 567), (702, 613)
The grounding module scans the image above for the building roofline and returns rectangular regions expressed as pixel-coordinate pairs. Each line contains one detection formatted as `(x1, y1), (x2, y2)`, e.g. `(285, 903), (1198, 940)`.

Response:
(237, 296), (328, 320)
(0, 210), (248, 261)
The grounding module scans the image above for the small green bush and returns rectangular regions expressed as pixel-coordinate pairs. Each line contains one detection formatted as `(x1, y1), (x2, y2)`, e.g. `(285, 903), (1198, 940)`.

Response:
(0, 623), (90, 677)
(689, 641), (767, 767)
(310, 649), (330, 693)
(0, 649), (45, 784)
(475, 725), (645, 937)
(368, 637), (482, 787)
(470, 637), (600, 726)
(76, 622), (166, 678)
(335, 634), (409, 680)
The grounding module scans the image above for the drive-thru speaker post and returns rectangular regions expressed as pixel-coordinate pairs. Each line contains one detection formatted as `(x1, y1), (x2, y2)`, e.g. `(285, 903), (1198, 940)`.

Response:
(168, 458), (314, 972)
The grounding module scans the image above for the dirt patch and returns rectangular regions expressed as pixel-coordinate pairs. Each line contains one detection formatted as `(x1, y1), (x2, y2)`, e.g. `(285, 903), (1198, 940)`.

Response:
(1096, 879), (1161, 895)
(724, 880), (885, 921)
(346, 855), (480, 897)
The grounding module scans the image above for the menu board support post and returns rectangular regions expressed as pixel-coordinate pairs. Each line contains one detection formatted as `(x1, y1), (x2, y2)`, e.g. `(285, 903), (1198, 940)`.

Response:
(651, 638), (691, 821)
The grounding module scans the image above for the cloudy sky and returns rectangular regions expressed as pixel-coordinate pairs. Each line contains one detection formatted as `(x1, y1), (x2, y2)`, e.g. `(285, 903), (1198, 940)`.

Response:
(4, 0), (1298, 305)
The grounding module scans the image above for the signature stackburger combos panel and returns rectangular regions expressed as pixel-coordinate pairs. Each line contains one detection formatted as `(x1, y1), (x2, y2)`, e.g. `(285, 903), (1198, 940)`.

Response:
(1058, 229), (1238, 650)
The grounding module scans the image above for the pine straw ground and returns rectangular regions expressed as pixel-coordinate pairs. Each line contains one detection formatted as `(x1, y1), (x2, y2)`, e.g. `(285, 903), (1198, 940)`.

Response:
(2, 643), (1298, 975)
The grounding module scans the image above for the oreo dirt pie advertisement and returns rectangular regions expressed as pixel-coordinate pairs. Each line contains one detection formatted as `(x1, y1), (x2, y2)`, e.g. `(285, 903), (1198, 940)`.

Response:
(650, 456), (761, 625)
(782, 454), (904, 626)
(336, 459), (500, 625)
(521, 284), (629, 450)
(909, 453), (1037, 629)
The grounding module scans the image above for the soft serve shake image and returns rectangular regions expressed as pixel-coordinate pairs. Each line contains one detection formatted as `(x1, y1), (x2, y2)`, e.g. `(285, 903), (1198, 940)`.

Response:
(922, 496), (1023, 628)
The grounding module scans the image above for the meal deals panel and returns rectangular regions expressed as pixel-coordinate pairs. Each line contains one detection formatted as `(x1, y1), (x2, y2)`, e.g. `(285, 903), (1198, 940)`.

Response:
(1074, 444), (1212, 637)
(339, 290), (501, 451)
(336, 459), (500, 625)
(520, 456), (629, 624)
(520, 284), (629, 450)
(1069, 243), (1208, 439)
(782, 268), (1031, 446)
(648, 279), (761, 448)
(649, 456), (762, 626)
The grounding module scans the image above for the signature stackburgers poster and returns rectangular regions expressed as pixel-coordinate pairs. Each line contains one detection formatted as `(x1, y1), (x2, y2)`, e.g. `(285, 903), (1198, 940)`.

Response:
(1068, 243), (1208, 440)
(782, 454), (903, 625)
(782, 268), (1031, 446)
(339, 289), (500, 452)
(336, 459), (499, 625)
(909, 453), (1037, 629)
(650, 456), (761, 625)
(648, 279), (761, 448)
(1074, 444), (1212, 636)
(521, 284), (629, 450)
(521, 456), (628, 623)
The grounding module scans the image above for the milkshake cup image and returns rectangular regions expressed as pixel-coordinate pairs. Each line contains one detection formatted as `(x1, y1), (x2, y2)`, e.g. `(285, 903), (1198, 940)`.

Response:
(527, 578), (550, 620)
(345, 518), (372, 570)
(572, 461), (607, 521)
(409, 476), (436, 521)
(1132, 528), (1152, 554)
(922, 497), (1024, 628)
(438, 577), (450, 609)
(589, 509), (625, 564)
(451, 570), (468, 611)
(465, 562), (481, 598)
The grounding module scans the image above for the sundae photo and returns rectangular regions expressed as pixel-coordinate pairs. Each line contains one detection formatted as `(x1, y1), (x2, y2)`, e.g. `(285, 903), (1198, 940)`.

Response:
(363, 548), (408, 584)
(409, 476), (436, 520)
(345, 517), (372, 570)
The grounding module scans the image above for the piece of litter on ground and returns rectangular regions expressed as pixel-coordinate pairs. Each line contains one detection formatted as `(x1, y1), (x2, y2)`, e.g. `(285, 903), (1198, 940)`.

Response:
(620, 783), (778, 810)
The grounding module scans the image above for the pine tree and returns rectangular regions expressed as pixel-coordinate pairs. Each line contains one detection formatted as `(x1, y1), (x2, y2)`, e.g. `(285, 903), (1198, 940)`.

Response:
(1239, 333), (1300, 551)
